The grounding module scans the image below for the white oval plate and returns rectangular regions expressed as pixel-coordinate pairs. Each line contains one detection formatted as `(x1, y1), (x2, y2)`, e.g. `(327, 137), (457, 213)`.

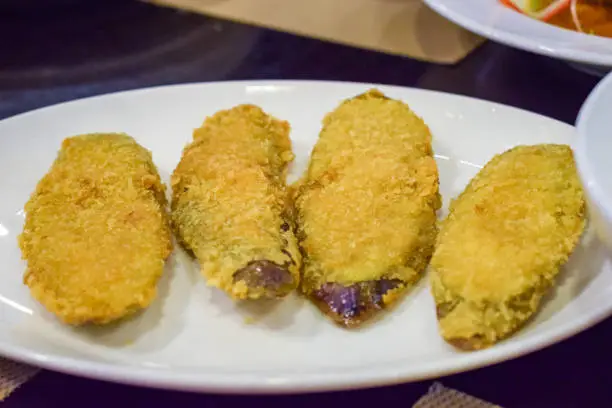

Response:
(0, 80), (610, 394)
(424, 0), (612, 69)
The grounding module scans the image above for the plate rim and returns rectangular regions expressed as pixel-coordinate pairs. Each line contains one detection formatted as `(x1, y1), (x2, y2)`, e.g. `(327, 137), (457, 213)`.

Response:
(0, 79), (609, 394)
(424, 0), (612, 66)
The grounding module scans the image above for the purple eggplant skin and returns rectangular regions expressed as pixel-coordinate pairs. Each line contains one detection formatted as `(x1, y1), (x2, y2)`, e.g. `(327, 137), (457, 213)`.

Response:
(310, 279), (407, 327)
(233, 260), (296, 299)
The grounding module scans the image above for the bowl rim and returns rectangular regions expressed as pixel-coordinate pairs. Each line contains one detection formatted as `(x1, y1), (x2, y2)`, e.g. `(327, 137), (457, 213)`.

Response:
(575, 73), (612, 224)
(424, 0), (612, 67)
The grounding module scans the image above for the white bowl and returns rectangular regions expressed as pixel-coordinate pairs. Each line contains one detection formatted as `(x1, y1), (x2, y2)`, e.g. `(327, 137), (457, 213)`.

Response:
(576, 73), (612, 248)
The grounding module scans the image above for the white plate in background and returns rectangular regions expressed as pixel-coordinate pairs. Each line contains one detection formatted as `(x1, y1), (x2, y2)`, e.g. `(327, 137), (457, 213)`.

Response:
(424, 0), (612, 74)
(0, 80), (610, 393)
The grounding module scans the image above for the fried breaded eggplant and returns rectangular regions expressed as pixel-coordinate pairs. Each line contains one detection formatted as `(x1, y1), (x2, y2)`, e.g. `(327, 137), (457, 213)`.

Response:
(294, 89), (441, 327)
(431, 144), (586, 350)
(19, 133), (172, 325)
(171, 105), (300, 300)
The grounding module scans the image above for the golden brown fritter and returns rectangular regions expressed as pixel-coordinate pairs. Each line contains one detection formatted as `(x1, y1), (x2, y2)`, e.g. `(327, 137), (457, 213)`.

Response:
(171, 104), (300, 300)
(293, 89), (441, 327)
(18, 133), (172, 325)
(430, 144), (586, 350)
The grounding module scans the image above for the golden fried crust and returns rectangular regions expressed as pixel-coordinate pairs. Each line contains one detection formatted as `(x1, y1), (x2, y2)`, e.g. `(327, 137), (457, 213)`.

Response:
(170, 104), (301, 300)
(294, 89), (441, 324)
(431, 144), (586, 350)
(18, 133), (172, 325)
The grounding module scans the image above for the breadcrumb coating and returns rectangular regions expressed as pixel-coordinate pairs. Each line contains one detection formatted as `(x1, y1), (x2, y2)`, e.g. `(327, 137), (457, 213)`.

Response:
(171, 104), (301, 300)
(431, 144), (586, 350)
(18, 133), (173, 325)
(294, 89), (441, 326)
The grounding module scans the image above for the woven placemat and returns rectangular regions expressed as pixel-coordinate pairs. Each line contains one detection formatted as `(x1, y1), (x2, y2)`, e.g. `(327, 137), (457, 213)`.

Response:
(0, 358), (39, 401)
(413, 382), (503, 408)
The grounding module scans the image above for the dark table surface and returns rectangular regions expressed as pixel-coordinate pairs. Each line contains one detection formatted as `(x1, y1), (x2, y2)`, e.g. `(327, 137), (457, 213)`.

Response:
(1, 1), (609, 406)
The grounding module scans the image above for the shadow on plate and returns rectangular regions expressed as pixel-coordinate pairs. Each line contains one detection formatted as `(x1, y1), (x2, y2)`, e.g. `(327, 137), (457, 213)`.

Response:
(177, 239), (310, 334)
(69, 246), (192, 352)
(433, 140), (481, 218)
(207, 287), (307, 332)
(343, 275), (431, 333)
(529, 224), (609, 326)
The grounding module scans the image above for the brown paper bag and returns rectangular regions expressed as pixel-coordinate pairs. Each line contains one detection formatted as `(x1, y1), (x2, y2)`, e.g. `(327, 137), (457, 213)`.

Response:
(145, 0), (484, 64)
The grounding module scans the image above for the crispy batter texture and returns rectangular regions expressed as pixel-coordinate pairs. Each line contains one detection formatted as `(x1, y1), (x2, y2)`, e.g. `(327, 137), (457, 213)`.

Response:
(171, 104), (301, 300)
(18, 133), (172, 325)
(294, 89), (441, 325)
(430, 144), (586, 350)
